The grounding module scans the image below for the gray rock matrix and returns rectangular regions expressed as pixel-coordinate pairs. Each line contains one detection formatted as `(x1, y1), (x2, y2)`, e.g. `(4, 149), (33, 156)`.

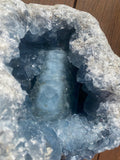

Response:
(0, 0), (120, 160)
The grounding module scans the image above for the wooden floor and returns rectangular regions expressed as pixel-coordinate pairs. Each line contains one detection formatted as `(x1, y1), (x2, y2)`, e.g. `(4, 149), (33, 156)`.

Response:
(22, 0), (120, 159)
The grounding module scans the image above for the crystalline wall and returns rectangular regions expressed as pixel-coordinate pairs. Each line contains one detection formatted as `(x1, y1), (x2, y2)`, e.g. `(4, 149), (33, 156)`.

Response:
(0, 0), (120, 160)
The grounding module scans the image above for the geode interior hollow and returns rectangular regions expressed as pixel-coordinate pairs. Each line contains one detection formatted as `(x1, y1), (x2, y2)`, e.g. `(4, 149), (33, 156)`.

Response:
(0, 0), (120, 160)
(10, 30), (83, 120)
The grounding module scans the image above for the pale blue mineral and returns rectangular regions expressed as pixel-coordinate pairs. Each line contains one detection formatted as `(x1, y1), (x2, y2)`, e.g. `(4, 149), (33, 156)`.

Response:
(0, 0), (120, 160)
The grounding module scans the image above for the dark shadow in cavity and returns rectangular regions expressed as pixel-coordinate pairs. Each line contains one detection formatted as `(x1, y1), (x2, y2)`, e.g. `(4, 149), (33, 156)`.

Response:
(9, 28), (99, 117)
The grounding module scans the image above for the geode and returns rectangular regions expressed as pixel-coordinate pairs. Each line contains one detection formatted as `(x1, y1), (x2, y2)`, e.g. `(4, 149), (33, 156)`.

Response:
(0, 0), (120, 160)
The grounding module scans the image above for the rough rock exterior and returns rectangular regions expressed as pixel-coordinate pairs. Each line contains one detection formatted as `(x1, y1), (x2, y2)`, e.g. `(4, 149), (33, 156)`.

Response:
(0, 0), (120, 160)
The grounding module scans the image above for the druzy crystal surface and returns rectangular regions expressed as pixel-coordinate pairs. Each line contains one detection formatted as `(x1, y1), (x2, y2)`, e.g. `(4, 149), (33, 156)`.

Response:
(0, 0), (120, 160)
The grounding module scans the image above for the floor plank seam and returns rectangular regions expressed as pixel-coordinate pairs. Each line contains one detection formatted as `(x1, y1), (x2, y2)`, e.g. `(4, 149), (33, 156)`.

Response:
(97, 153), (100, 160)
(73, 0), (77, 8)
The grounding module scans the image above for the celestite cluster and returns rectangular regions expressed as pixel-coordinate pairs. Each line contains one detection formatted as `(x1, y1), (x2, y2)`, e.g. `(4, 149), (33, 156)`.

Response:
(0, 0), (120, 160)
